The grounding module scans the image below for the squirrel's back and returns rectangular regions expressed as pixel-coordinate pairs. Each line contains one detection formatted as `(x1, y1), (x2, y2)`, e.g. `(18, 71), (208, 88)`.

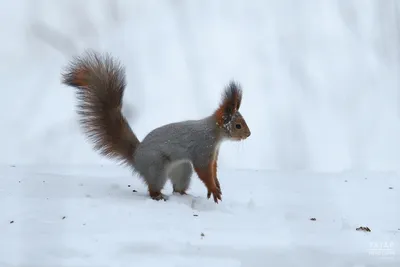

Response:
(134, 116), (219, 165)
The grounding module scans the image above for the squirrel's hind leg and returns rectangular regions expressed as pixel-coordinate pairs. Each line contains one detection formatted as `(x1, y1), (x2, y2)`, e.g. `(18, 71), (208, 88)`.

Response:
(168, 162), (193, 195)
(136, 155), (169, 201)
(147, 173), (169, 201)
(134, 150), (170, 200)
(147, 169), (168, 201)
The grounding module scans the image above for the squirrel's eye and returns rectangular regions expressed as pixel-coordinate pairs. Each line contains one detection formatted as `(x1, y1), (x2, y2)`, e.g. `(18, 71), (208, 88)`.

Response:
(235, 124), (241, 129)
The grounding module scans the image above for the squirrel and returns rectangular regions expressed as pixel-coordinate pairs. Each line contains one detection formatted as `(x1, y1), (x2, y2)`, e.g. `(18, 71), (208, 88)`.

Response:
(61, 50), (251, 203)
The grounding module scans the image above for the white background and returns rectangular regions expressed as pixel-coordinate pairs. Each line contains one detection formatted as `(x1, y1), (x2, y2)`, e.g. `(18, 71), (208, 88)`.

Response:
(1, 0), (400, 173)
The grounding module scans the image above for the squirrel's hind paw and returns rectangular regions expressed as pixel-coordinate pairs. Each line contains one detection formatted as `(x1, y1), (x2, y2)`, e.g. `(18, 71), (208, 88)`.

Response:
(149, 191), (168, 202)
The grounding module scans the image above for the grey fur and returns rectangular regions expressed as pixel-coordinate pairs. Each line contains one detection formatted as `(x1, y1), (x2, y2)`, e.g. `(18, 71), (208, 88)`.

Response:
(133, 116), (220, 192)
(169, 161), (193, 192)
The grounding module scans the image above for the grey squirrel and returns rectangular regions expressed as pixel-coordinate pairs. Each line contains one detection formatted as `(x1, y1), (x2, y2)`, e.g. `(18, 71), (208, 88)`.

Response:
(61, 50), (251, 203)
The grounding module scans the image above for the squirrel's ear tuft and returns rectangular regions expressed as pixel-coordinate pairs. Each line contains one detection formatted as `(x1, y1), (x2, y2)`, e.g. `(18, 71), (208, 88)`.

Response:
(223, 81), (243, 111)
(215, 80), (243, 125)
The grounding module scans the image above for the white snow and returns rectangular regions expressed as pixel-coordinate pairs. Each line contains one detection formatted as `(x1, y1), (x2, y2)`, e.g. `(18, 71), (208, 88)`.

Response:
(1, 0), (400, 266)
(0, 165), (399, 266)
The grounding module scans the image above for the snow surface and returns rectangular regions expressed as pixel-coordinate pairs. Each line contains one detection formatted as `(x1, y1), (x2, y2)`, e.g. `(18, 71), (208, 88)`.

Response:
(0, 165), (399, 266)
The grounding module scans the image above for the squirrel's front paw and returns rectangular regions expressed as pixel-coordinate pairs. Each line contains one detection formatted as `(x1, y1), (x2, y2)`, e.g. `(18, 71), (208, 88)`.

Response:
(207, 187), (222, 203)
(207, 181), (222, 200)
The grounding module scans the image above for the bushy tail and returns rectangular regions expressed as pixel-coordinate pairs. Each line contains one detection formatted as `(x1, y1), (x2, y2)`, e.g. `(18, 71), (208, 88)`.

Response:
(61, 50), (139, 166)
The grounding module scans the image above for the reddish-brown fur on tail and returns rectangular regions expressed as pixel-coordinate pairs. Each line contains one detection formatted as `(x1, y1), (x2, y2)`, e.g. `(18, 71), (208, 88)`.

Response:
(61, 50), (140, 167)
(67, 68), (90, 87)
(214, 81), (243, 127)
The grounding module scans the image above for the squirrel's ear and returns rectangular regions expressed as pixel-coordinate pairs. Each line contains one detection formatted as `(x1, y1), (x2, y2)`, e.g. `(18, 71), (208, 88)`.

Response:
(215, 81), (243, 125)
